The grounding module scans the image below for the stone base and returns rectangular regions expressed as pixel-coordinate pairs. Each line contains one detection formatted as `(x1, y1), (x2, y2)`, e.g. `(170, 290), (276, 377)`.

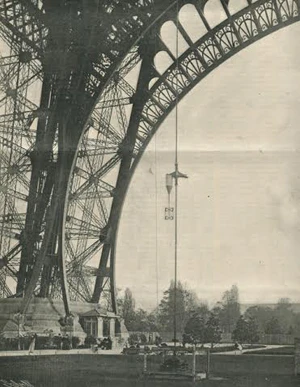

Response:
(0, 298), (105, 340)
(0, 298), (129, 345)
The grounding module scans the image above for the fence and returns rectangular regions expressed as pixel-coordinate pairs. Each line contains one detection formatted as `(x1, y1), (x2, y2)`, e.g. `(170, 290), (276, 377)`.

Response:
(295, 338), (300, 375)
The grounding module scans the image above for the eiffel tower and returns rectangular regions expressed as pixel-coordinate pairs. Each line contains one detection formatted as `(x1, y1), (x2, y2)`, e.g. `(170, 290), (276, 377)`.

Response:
(0, 0), (298, 335)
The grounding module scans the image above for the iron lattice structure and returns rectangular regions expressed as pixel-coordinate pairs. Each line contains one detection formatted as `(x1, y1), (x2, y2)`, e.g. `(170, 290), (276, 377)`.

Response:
(0, 0), (298, 316)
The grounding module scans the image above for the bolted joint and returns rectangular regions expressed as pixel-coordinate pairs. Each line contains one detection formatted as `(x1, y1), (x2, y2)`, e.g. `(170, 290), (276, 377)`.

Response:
(6, 87), (17, 99)
(33, 107), (50, 119)
(7, 164), (19, 176)
(99, 225), (111, 244)
(110, 188), (116, 197)
(0, 257), (7, 268)
(28, 149), (38, 165)
(113, 71), (120, 83)
(19, 51), (32, 63)
(86, 117), (94, 128)
(117, 139), (132, 158)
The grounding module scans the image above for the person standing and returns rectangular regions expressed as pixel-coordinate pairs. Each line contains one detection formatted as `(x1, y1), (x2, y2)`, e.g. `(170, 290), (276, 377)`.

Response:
(57, 333), (63, 350)
(28, 333), (37, 355)
(107, 336), (112, 350)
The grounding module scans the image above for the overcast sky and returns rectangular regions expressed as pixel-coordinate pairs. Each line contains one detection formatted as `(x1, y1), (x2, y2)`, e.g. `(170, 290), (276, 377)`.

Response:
(115, 22), (300, 311)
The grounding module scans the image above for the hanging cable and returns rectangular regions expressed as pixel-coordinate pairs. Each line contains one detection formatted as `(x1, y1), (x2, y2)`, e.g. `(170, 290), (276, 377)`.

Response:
(173, 0), (179, 353)
(154, 132), (159, 314)
(164, 0), (188, 355)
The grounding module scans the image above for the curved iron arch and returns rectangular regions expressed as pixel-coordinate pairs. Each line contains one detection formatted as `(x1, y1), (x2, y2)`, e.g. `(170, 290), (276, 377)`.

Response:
(99, 0), (300, 312)
(10, 0), (182, 314)
(9, 0), (295, 314)
(134, 1), (299, 161)
(0, 0), (184, 314)
(3, 0), (298, 318)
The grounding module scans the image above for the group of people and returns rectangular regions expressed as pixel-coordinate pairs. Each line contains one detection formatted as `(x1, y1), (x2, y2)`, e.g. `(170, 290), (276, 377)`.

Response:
(55, 334), (73, 350)
(123, 341), (140, 349)
(27, 332), (74, 354)
(92, 336), (113, 352)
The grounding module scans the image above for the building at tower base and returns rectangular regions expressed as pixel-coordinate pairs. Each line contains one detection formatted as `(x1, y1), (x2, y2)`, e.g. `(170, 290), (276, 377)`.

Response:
(0, 298), (128, 345)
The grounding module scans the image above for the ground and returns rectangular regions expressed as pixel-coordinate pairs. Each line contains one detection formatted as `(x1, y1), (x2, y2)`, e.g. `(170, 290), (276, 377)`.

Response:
(0, 352), (298, 387)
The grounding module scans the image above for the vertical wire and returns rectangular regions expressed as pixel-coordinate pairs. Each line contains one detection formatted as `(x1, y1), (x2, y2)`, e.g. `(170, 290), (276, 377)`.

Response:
(154, 132), (159, 313)
(173, 0), (179, 352)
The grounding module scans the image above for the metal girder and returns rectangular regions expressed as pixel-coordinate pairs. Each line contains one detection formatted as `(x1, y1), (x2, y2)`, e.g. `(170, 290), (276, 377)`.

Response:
(90, 0), (300, 312)
(3, 0), (180, 310)
(91, 44), (157, 306)
(0, 0), (298, 318)
(0, 0), (47, 53)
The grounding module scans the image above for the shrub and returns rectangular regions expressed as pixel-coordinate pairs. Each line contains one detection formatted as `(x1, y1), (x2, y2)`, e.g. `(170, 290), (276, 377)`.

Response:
(72, 336), (80, 349)
(53, 335), (63, 349)
(35, 336), (48, 350)
(62, 336), (71, 350)
(128, 333), (139, 346)
(140, 333), (147, 344)
(84, 335), (97, 347)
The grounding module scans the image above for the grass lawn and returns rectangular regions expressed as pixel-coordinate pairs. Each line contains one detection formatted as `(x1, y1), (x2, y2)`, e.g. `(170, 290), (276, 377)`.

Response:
(0, 354), (298, 387)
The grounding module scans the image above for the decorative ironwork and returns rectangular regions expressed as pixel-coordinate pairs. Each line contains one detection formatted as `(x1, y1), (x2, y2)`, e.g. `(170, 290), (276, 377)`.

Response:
(0, 0), (298, 315)
(234, 12), (259, 41)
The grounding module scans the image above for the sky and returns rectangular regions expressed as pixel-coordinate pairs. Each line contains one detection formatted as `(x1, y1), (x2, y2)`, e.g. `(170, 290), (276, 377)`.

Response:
(115, 22), (300, 311)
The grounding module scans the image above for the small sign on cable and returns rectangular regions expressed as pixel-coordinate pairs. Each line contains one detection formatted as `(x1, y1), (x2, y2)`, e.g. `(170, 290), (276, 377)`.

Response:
(165, 207), (174, 220)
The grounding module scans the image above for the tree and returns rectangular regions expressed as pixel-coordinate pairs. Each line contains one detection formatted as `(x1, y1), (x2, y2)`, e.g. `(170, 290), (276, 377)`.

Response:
(222, 285), (239, 306)
(265, 317), (282, 334)
(183, 311), (206, 344)
(218, 285), (241, 333)
(233, 315), (260, 345)
(245, 299), (297, 336)
(211, 303), (223, 324)
(117, 288), (161, 333)
(194, 303), (210, 321)
(232, 316), (248, 343)
(212, 285), (241, 333)
(145, 310), (159, 332)
(204, 313), (222, 348)
(132, 308), (149, 331)
(244, 305), (273, 333)
(277, 298), (291, 306)
(274, 298), (294, 334)
(185, 289), (203, 315)
(293, 314), (300, 336)
(121, 288), (136, 331)
(158, 281), (185, 333)
(247, 317), (260, 345)
(157, 281), (201, 335)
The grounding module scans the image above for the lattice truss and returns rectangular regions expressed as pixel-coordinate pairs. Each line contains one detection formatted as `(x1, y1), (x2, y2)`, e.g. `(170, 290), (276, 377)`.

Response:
(0, 0), (298, 311)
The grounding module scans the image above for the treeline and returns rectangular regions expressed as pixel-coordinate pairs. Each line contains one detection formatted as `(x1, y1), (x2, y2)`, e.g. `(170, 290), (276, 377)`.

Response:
(117, 283), (300, 342)
(244, 299), (300, 336)
(117, 282), (240, 334)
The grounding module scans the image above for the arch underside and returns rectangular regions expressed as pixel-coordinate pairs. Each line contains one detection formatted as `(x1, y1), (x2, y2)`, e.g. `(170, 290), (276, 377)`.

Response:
(0, 0), (298, 314)
(90, 0), (300, 312)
